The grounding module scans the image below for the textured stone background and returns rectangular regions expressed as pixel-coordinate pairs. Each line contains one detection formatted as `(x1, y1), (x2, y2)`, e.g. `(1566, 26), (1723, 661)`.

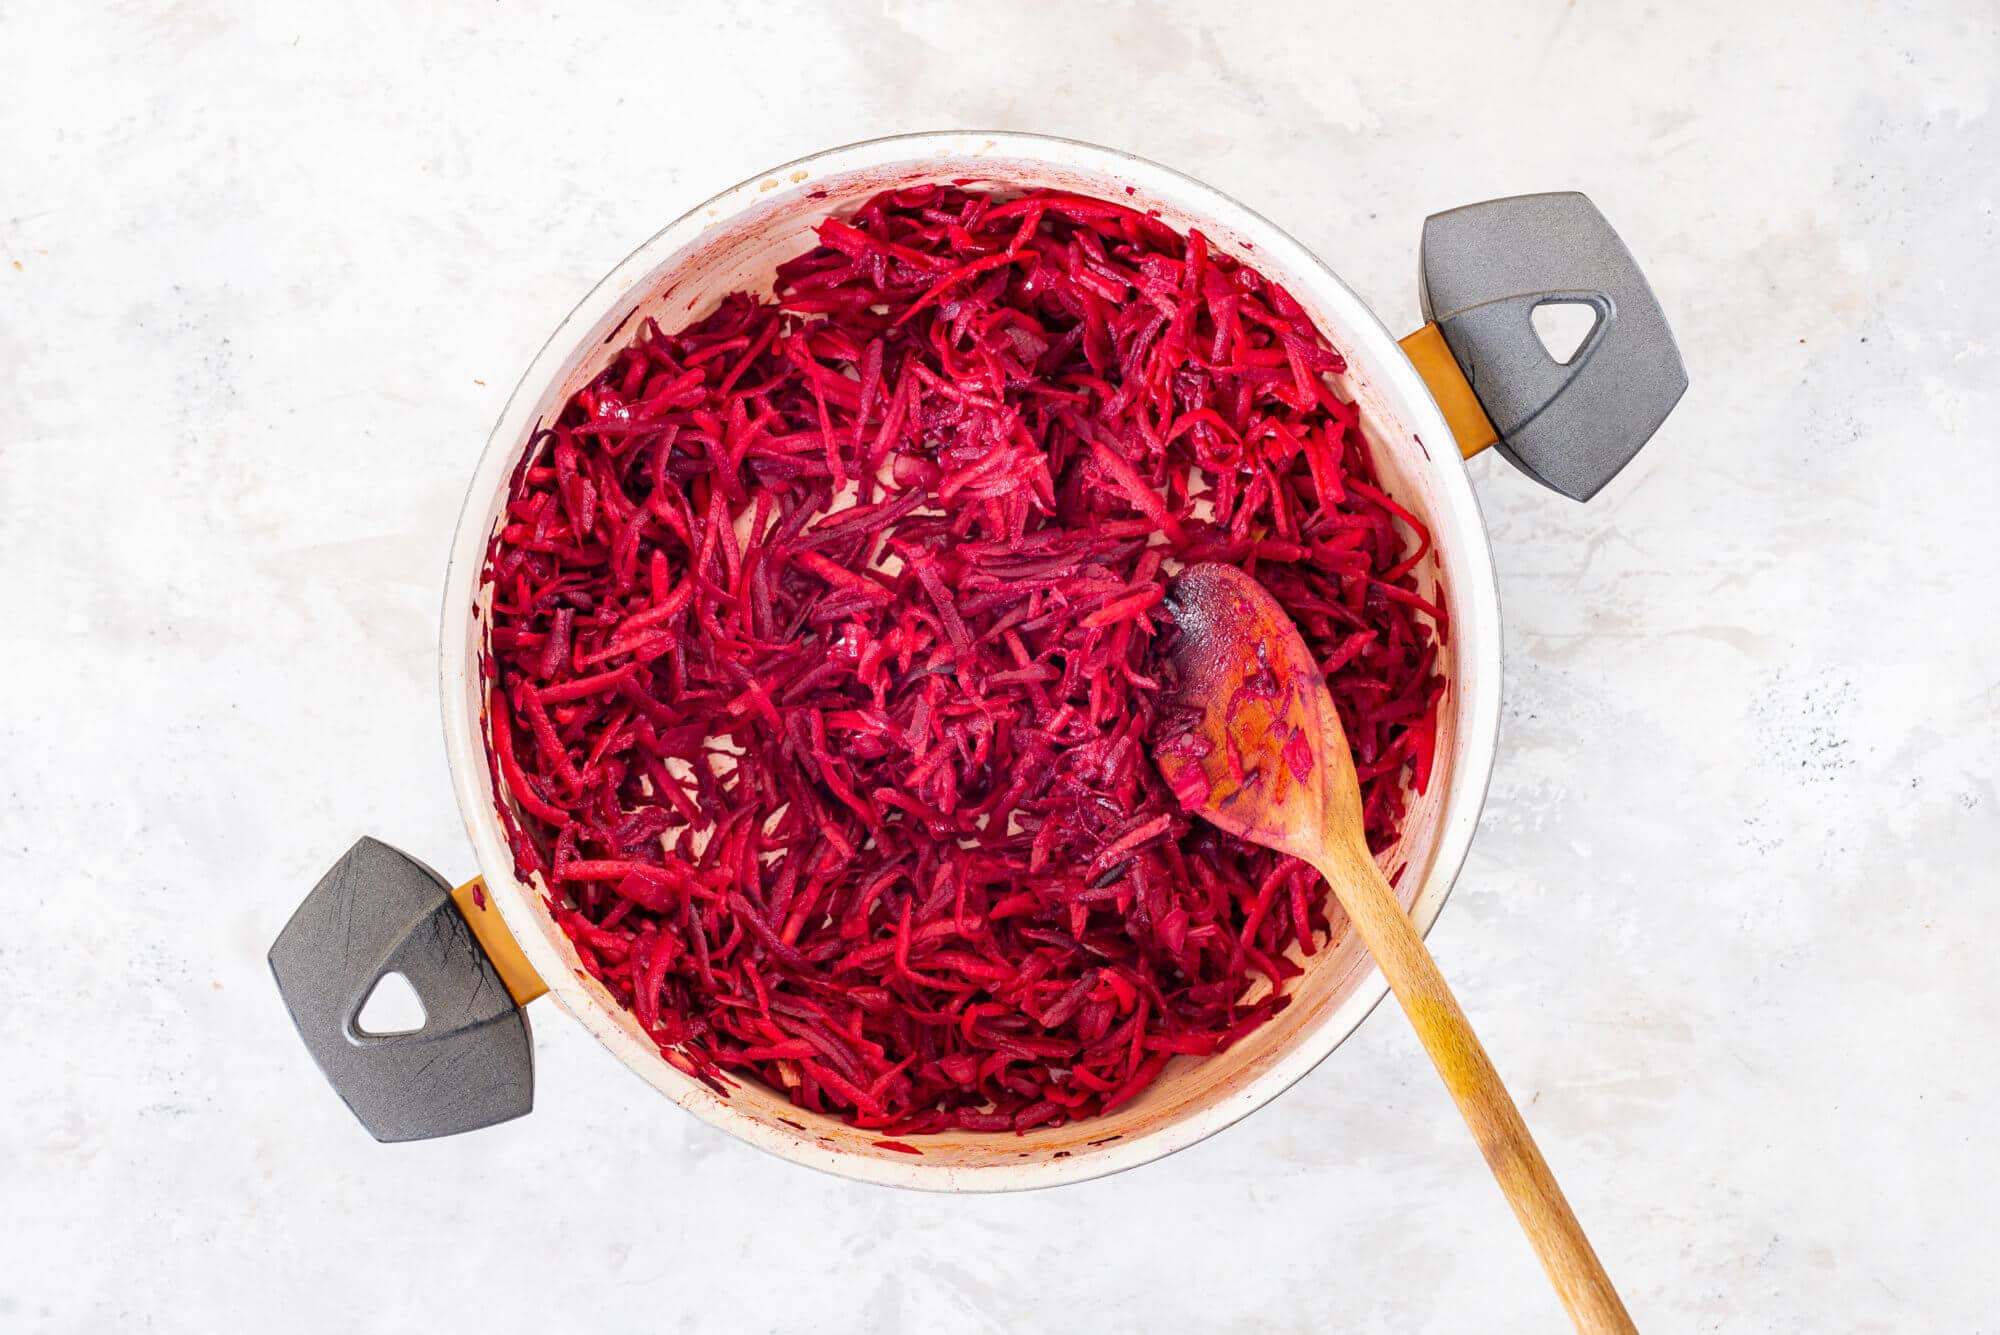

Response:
(3, 2), (1995, 1330)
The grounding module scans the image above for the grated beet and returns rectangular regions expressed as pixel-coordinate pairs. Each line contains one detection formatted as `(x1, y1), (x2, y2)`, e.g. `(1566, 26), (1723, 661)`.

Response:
(481, 185), (1445, 1134)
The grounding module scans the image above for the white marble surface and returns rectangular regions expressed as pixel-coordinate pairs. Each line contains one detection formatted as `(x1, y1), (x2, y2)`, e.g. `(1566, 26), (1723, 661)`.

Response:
(4, 1), (1997, 1330)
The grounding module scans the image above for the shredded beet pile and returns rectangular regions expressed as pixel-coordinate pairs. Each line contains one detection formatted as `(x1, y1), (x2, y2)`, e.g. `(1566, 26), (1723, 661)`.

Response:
(482, 185), (1445, 1135)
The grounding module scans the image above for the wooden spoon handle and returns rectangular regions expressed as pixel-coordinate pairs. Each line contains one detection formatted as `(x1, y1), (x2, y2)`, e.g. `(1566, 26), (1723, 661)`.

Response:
(1314, 848), (1637, 1334)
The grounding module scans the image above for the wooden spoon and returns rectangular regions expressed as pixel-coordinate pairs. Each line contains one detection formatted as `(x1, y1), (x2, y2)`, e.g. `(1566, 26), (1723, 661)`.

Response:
(1154, 562), (1636, 1335)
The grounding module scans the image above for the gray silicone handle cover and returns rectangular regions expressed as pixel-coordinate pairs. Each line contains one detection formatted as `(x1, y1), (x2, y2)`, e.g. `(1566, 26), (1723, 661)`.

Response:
(1419, 192), (1688, 501)
(269, 837), (534, 1141)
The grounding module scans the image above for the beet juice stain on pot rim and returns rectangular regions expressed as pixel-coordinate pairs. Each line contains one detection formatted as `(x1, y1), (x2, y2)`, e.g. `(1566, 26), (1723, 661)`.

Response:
(269, 131), (1686, 1191)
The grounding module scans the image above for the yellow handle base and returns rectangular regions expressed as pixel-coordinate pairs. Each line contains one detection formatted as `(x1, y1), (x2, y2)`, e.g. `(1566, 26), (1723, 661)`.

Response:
(451, 878), (549, 1006)
(1400, 323), (1499, 459)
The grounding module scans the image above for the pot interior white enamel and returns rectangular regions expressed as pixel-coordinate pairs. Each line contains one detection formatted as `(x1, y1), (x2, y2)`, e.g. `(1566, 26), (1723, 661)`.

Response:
(441, 132), (1500, 1190)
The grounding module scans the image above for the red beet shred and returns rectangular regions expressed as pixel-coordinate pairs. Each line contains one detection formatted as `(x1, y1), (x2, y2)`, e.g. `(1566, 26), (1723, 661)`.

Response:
(481, 185), (1444, 1135)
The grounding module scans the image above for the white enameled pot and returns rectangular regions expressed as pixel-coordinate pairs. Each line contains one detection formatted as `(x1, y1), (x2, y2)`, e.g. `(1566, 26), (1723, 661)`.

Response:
(272, 131), (1684, 1191)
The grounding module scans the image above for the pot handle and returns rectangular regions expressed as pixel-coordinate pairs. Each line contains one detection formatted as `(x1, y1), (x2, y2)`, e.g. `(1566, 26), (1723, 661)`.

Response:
(1401, 191), (1687, 501)
(269, 837), (545, 1141)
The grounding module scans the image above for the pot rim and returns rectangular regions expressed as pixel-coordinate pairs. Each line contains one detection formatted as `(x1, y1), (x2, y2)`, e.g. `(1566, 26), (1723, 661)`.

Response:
(440, 130), (1501, 1190)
